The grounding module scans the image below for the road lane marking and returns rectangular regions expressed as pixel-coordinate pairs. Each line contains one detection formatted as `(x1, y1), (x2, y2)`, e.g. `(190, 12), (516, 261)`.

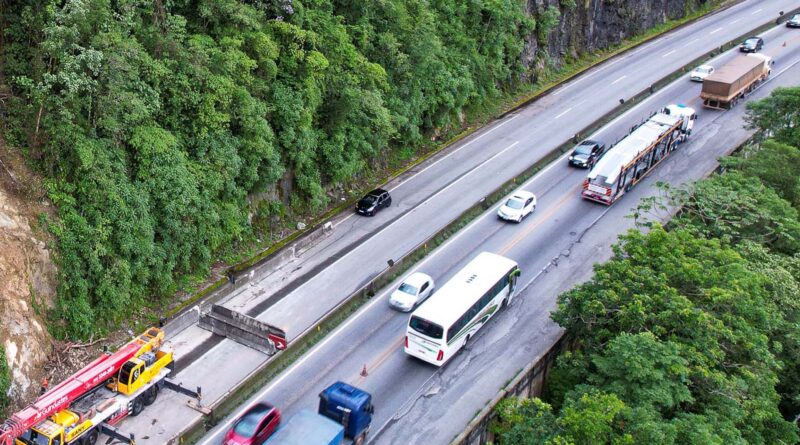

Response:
(555, 55), (625, 94)
(554, 108), (572, 120)
(498, 185), (579, 256)
(338, 115), (519, 227)
(661, 49), (677, 58)
(709, 27), (723, 35)
(688, 38), (700, 45)
(337, 212), (356, 226)
(353, 337), (405, 385)
(751, 8), (762, 15)
(730, 18), (741, 24)
(197, 285), (399, 444)
(384, 116), (519, 194)
(307, 139), (520, 284)
(611, 75), (627, 85)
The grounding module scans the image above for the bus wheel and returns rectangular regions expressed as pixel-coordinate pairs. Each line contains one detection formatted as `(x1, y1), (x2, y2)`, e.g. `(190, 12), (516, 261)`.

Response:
(463, 335), (471, 350)
(131, 397), (145, 416)
(501, 297), (508, 309)
(143, 385), (159, 406)
(354, 432), (367, 445)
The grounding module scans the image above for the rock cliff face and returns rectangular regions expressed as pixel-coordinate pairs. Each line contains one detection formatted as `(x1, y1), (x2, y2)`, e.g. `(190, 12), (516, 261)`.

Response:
(524, 0), (711, 73)
(0, 141), (56, 408)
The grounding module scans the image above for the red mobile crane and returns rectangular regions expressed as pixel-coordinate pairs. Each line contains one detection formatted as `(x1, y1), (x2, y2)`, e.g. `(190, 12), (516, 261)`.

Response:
(0, 327), (202, 445)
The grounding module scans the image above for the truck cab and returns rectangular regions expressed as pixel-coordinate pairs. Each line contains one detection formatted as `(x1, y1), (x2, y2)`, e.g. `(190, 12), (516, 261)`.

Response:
(17, 411), (99, 445)
(663, 104), (697, 136)
(17, 420), (65, 445)
(318, 382), (374, 445)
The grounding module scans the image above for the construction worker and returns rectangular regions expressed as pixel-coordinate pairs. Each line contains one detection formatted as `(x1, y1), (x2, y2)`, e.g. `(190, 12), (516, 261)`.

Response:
(40, 377), (49, 395)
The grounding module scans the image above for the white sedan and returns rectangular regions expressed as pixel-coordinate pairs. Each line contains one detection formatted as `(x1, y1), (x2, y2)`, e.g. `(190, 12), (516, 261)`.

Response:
(389, 272), (435, 312)
(497, 191), (537, 223)
(689, 65), (715, 82)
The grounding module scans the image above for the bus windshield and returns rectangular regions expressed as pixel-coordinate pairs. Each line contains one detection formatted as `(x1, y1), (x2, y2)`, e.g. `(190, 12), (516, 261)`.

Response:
(409, 316), (443, 339)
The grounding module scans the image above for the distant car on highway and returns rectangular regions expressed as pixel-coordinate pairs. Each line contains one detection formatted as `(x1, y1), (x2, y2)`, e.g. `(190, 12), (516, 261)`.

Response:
(356, 188), (391, 216)
(224, 403), (281, 445)
(739, 37), (764, 53)
(568, 139), (606, 168)
(689, 64), (715, 82)
(389, 272), (435, 311)
(497, 191), (537, 223)
(787, 14), (800, 28)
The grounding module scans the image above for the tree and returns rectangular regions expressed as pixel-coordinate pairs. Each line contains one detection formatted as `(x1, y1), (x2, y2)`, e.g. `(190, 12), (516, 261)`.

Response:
(722, 140), (800, 210)
(491, 398), (560, 445)
(745, 86), (800, 147)
(557, 390), (632, 445)
(664, 172), (800, 255)
(550, 226), (799, 444)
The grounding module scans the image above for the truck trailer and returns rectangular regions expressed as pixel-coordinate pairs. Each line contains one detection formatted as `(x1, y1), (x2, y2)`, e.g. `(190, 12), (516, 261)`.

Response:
(582, 104), (696, 205)
(264, 382), (373, 445)
(700, 54), (771, 109)
(0, 328), (203, 445)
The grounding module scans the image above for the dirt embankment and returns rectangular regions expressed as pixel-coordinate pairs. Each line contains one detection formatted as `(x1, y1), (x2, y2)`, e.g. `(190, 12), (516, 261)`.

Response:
(0, 136), (57, 409)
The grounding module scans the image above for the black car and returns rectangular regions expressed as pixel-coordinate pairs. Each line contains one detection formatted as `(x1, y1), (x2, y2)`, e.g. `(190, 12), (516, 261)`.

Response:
(568, 140), (606, 168)
(739, 37), (764, 53)
(356, 188), (391, 216)
(787, 14), (800, 28)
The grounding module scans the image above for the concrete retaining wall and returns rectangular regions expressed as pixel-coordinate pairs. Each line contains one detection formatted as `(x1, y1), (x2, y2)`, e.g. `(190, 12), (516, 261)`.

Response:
(451, 337), (565, 445)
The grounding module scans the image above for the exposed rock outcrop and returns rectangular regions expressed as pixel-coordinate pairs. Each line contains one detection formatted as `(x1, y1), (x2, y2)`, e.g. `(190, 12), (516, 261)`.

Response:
(0, 141), (56, 408)
(524, 0), (713, 74)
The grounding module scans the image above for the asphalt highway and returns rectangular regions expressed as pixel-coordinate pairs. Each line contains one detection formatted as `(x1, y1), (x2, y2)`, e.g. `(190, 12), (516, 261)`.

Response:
(198, 21), (800, 445)
(102, 1), (800, 443)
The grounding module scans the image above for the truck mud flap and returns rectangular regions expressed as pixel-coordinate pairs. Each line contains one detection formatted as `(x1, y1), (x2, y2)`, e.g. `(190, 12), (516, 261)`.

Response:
(198, 304), (288, 355)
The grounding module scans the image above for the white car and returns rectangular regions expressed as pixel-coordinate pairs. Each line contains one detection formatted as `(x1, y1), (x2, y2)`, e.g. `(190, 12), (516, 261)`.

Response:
(497, 191), (537, 223)
(389, 272), (435, 312)
(690, 65), (714, 82)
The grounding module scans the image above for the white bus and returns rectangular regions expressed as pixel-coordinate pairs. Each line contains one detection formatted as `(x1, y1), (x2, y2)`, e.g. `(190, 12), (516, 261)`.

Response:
(404, 252), (521, 366)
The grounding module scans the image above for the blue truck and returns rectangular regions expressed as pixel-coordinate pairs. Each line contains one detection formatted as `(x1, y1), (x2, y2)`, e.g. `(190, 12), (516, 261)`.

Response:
(265, 382), (374, 445)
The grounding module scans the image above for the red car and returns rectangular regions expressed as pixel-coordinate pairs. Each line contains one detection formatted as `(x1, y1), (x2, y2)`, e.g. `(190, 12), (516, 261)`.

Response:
(223, 403), (281, 445)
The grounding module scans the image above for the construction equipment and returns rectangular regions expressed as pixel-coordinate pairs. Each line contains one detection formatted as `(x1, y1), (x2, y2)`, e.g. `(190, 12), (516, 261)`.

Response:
(700, 54), (772, 109)
(0, 327), (203, 445)
(582, 104), (696, 205)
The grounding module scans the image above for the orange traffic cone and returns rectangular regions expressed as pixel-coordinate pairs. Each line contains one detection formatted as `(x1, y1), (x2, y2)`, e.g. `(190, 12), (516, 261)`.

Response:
(360, 364), (368, 377)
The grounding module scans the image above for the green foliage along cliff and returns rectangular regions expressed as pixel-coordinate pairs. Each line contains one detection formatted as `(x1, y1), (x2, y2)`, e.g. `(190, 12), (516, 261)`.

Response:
(1, 0), (532, 337)
(0, 347), (10, 412)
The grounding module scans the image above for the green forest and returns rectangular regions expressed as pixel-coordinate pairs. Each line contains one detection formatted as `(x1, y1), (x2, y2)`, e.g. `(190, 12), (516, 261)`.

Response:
(1, 0), (539, 338)
(491, 88), (800, 444)
(0, 0), (719, 341)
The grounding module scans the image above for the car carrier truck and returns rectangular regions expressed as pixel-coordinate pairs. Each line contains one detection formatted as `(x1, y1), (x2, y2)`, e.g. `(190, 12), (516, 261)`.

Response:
(265, 382), (373, 445)
(0, 327), (203, 445)
(700, 54), (772, 109)
(582, 104), (696, 205)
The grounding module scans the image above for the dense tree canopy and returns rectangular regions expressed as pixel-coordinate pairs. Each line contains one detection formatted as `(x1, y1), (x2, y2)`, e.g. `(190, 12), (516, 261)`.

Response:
(1, 0), (534, 337)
